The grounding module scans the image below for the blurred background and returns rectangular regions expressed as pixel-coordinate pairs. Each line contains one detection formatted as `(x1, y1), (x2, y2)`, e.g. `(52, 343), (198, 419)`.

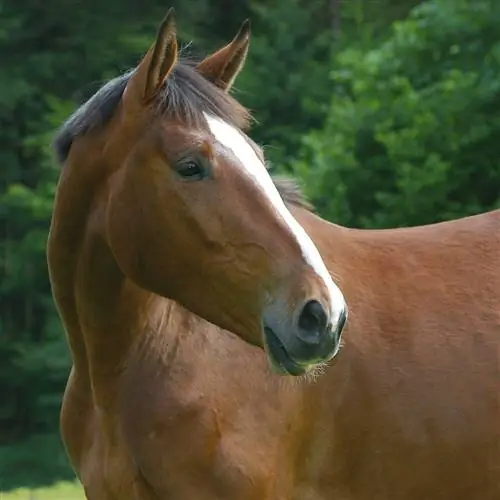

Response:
(0, 0), (499, 497)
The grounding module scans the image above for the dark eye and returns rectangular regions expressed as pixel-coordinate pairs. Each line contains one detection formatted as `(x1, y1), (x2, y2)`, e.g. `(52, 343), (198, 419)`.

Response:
(175, 159), (205, 180)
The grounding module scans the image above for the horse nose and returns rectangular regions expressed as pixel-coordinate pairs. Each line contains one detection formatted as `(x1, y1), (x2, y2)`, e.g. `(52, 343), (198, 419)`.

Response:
(262, 298), (347, 374)
(297, 300), (329, 345)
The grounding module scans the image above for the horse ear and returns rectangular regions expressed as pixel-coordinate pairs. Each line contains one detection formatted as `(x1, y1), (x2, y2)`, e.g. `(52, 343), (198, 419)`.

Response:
(196, 20), (251, 92)
(127, 8), (178, 104)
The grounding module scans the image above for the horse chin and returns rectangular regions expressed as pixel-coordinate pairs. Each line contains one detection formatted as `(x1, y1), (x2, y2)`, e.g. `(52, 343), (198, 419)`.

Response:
(263, 327), (307, 377)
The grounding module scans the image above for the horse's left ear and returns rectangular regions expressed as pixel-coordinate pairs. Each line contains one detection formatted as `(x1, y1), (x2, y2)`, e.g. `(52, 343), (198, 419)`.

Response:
(126, 8), (178, 104)
(196, 20), (251, 92)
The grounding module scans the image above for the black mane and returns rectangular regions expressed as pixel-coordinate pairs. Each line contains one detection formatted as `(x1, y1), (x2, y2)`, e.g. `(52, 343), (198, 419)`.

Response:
(52, 58), (311, 209)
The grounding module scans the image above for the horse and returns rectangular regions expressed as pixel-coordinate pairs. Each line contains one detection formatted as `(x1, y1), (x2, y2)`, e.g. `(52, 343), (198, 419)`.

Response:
(47, 8), (500, 500)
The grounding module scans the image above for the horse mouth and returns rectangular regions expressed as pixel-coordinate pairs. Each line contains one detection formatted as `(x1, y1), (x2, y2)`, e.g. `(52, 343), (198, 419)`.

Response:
(263, 327), (306, 376)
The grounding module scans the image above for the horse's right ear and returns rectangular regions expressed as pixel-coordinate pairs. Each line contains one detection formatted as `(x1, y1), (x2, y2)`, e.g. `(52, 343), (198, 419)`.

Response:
(196, 20), (251, 92)
(125, 8), (178, 105)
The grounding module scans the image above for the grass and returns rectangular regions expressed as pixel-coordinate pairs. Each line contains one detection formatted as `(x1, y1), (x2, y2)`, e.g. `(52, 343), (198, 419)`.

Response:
(0, 481), (84, 499)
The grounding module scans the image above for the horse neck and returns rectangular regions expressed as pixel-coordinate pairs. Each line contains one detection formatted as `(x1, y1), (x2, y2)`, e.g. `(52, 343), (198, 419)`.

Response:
(48, 142), (107, 377)
(48, 143), (181, 406)
(59, 217), (190, 409)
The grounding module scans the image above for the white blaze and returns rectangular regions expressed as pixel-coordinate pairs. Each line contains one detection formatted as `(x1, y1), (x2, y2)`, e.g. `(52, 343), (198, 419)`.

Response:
(203, 113), (346, 324)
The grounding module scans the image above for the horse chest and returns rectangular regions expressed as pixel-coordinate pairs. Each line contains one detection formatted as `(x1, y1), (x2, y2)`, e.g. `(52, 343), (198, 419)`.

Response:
(115, 348), (296, 499)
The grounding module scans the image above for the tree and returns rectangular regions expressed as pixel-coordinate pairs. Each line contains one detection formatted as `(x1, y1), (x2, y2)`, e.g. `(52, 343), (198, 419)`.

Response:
(295, 0), (500, 228)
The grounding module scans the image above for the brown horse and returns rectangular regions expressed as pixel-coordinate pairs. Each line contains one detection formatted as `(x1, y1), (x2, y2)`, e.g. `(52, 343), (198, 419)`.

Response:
(47, 9), (500, 500)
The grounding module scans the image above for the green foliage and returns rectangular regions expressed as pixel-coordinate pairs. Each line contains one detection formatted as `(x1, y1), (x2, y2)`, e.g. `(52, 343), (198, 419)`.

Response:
(0, 433), (77, 491)
(237, 0), (336, 168)
(295, 0), (500, 228)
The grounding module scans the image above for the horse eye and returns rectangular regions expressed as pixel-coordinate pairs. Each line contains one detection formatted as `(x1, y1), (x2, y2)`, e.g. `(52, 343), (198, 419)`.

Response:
(175, 159), (205, 180)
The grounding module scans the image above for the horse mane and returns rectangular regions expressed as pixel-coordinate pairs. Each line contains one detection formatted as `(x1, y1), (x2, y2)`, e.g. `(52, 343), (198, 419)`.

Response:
(52, 57), (312, 210)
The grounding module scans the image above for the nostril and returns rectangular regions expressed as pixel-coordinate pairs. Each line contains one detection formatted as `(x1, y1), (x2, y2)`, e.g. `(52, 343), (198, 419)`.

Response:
(337, 308), (347, 335)
(297, 300), (328, 344)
